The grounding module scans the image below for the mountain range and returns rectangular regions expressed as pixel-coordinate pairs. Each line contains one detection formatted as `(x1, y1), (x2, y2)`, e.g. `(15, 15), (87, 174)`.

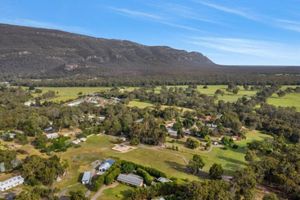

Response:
(0, 23), (299, 84)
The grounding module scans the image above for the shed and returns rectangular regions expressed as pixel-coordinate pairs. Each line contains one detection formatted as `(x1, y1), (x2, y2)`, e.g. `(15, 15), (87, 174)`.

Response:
(46, 133), (59, 139)
(157, 177), (172, 183)
(0, 176), (24, 192)
(167, 128), (177, 137)
(117, 174), (143, 187)
(81, 171), (92, 185)
(0, 162), (5, 173)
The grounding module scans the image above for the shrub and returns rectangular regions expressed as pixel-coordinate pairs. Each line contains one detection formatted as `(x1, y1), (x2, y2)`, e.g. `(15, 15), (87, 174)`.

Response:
(90, 175), (104, 191)
(104, 167), (121, 185)
(136, 168), (153, 185)
(186, 138), (200, 149)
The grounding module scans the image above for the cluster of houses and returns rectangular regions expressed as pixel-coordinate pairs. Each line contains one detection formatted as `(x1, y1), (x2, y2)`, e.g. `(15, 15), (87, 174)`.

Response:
(43, 126), (60, 140)
(72, 137), (87, 145)
(0, 176), (24, 192)
(81, 159), (116, 184)
(81, 159), (171, 188)
(67, 96), (121, 107)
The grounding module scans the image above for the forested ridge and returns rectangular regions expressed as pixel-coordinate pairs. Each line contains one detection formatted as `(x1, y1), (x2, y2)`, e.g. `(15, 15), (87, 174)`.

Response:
(0, 23), (300, 86)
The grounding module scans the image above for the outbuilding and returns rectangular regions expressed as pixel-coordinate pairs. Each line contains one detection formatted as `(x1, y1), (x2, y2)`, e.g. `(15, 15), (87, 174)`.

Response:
(117, 174), (144, 187)
(81, 171), (92, 185)
(0, 176), (24, 192)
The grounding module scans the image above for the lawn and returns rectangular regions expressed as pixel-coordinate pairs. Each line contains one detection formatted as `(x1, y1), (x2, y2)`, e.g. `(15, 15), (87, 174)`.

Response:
(165, 130), (272, 175)
(127, 100), (154, 109)
(100, 184), (132, 200)
(267, 92), (300, 111)
(55, 130), (271, 194)
(31, 87), (111, 102)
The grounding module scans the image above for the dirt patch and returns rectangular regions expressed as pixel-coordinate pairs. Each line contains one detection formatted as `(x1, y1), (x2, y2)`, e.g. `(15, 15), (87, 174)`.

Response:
(112, 144), (136, 153)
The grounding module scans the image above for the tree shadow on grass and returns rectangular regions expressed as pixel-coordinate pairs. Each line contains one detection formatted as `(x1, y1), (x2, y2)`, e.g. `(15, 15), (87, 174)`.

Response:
(120, 189), (134, 200)
(165, 160), (188, 174)
(164, 161), (209, 179)
(217, 155), (246, 166)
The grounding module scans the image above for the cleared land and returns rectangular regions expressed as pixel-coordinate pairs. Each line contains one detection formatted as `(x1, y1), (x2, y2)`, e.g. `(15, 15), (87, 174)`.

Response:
(32, 87), (110, 102)
(27, 85), (259, 104)
(54, 130), (271, 194)
(267, 92), (300, 111)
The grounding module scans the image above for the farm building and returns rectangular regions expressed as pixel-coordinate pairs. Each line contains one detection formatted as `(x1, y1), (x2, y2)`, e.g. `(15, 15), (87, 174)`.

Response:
(0, 162), (5, 172)
(81, 171), (92, 185)
(45, 133), (59, 139)
(157, 177), (172, 183)
(0, 176), (24, 192)
(167, 128), (177, 138)
(98, 159), (115, 172)
(117, 174), (144, 187)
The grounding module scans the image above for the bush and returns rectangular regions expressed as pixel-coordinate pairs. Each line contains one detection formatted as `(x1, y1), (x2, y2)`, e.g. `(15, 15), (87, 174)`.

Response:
(136, 168), (153, 185)
(186, 138), (200, 149)
(120, 160), (166, 178)
(104, 167), (121, 185)
(90, 175), (105, 191)
(209, 163), (223, 179)
(121, 162), (135, 173)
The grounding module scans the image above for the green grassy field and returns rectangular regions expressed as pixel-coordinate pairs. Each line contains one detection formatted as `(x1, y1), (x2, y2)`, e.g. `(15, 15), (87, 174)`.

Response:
(31, 87), (111, 102)
(100, 184), (132, 200)
(267, 92), (300, 111)
(166, 130), (271, 175)
(55, 130), (271, 194)
(27, 85), (258, 104)
(154, 85), (258, 102)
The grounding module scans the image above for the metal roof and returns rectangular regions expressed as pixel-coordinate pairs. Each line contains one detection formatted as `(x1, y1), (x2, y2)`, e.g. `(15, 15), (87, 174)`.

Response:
(117, 173), (143, 187)
(82, 171), (92, 182)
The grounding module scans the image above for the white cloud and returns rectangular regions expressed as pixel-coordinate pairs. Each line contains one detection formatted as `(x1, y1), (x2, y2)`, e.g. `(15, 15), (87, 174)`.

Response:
(195, 0), (258, 21)
(187, 37), (300, 64)
(109, 7), (162, 20)
(109, 7), (203, 32)
(275, 19), (300, 33)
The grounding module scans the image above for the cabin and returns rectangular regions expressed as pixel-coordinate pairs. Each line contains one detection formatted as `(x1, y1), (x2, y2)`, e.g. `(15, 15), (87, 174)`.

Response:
(0, 176), (24, 192)
(81, 171), (92, 185)
(157, 177), (172, 183)
(167, 128), (178, 138)
(117, 174), (144, 187)
(98, 159), (115, 173)
(46, 133), (59, 139)
(44, 126), (54, 133)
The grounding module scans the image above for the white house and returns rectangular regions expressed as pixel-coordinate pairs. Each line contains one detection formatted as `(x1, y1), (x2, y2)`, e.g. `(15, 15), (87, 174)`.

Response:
(46, 133), (59, 139)
(98, 159), (115, 173)
(81, 171), (92, 185)
(0, 176), (24, 192)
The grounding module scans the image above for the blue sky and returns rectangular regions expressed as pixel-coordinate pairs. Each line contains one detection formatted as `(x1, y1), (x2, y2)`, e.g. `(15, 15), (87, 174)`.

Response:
(1, 0), (300, 65)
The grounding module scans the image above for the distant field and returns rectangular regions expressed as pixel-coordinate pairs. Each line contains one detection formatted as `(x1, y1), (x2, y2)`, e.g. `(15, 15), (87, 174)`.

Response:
(267, 89), (300, 111)
(26, 85), (258, 103)
(31, 87), (110, 102)
(55, 130), (271, 195)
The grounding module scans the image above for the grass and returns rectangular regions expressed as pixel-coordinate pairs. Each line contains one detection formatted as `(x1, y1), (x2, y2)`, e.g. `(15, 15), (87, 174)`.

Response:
(100, 184), (132, 200)
(267, 92), (300, 111)
(166, 130), (271, 175)
(55, 130), (271, 193)
(31, 87), (111, 102)
(127, 100), (154, 109)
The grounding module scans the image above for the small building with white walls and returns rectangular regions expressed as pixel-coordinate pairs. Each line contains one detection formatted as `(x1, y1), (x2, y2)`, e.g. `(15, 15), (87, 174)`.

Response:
(81, 171), (92, 185)
(0, 176), (24, 192)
